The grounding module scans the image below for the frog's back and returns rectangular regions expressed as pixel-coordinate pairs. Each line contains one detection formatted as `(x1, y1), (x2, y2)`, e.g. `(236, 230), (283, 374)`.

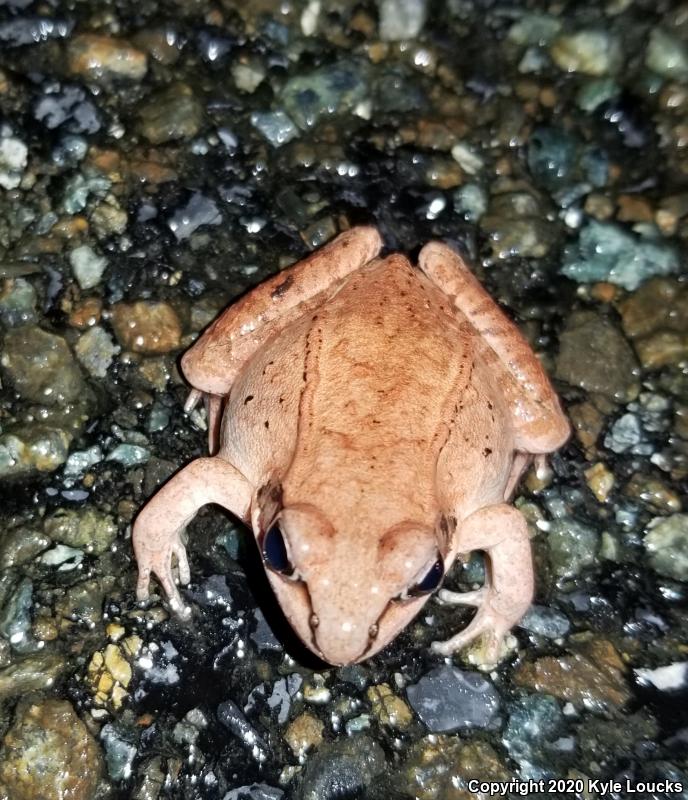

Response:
(223, 255), (513, 523)
(284, 255), (499, 516)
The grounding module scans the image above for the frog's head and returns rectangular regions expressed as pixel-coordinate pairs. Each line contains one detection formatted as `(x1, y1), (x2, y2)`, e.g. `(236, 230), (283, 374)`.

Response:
(251, 481), (447, 665)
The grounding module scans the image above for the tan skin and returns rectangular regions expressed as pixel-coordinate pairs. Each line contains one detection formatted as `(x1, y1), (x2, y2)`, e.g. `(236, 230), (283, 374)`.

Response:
(133, 226), (569, 667)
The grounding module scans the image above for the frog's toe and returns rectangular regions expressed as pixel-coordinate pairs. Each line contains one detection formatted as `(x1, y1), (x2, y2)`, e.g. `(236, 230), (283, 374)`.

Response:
(136, 565), (152, 602)
(173, 541), (191, 585)
(436, 587), (486, 608)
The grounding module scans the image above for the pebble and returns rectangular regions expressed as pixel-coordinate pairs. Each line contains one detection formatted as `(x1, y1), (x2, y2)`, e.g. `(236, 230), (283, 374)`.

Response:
(576, 77), (620, 112)
(75, 325), (120, 378)
(250, 110), (298, 147)
(0, 699), (102, 800)
(482, 190), (560, 258)
(519, 605), (571, 639)
(69, 244), (108, 290)
(33, 85), (102, 135)
(646, 28), (688, 82)
(107, 443), (150, 467)
(515, 639), (630, 712)
(0, 277), (37, 327)
(0, 426), (72, 478)
(43, 508), (117, 555)
(100, 723), (137, 781)
(562, 220), (679, 291)
(584, 462), (615, 502)
(503, 694), (564, 776)
(0, 134), (28, 190)
(645, 514), (688, 582)
(550, 30), (622, 76)
(452, 183), (487, 221)
(399, 736), (508, 797)
(168, 192), (222, 241)
(296, 735), (386, 800)
(225, 785), (283, 800)
(66, 34), (147, 82)
(618, 278), (688, 369)
(281, 60), (369, 130)
(508, 13), (561, 46)
(110, 300), (182, 354)
(138, 83), (204, 144)
(604, 412), (643, 454)
(366, 683), (412, 729)
(547, 517), (600, 579)
(406, 664), (501, 732)
(284, 712), (324, 757)
(555, 310), (640, 402)
(61, 170), (111, 215)
(378, 0), (427, 41)
(0, 527), (50, 569)
(1, 325), (87, 405)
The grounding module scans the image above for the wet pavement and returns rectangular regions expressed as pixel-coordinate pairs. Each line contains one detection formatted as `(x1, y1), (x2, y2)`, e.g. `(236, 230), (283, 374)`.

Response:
(0, 0), (686, 798)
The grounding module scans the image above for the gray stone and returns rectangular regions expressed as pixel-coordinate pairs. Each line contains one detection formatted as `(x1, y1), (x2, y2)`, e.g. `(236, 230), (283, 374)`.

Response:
(550, 30), (622, 76)
(250, 110), (298, 147)
(0, 277), (37, 327)
(43, 508), (117, 555)
(0, 135), (28, 190)
(223, 785), (283, 800)
(548, 518), (600, 579)
(645, 515), (688, 582)
(168, 193), (222, 241)
(1, 326), (86, 405)
(562, 220), (679, 291)
(555, 310), (640, 402)
(378, 0), (427, 41)
(503, 694), (564, 778)
(519, 605), (570, 639)
(280, 60), (369, 130)
(646, 28), (688, 82)
(69, 245), (108, 290)
(138, 83), (204, 144)
(297, 735), (386, 800)
(406, 665), (501, 731)
(74, 326), (120, 378)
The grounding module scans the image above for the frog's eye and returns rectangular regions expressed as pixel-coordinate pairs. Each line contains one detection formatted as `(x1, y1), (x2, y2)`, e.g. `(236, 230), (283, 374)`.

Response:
(261, 523), (295, 577)
(405, 557), (444, 598)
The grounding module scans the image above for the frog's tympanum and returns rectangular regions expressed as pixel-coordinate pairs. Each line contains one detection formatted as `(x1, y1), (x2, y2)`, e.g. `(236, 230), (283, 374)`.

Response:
(133, 226), (569, 666)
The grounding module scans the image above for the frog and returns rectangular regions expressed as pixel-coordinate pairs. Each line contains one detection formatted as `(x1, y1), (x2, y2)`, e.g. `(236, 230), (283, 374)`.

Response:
(132, 225), (569, 666)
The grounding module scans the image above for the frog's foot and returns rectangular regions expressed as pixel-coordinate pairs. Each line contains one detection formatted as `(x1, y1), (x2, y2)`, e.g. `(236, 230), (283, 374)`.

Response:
(431, 600), (517, 667)
(184, 389), (224, 455)
(132, 457), (252, 616)
(431, 504), (533, 667)
(135, 530), (191, 617)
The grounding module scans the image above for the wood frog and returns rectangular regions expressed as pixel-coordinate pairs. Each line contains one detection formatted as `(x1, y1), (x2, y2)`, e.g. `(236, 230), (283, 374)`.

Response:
(133, 226), (569, 666)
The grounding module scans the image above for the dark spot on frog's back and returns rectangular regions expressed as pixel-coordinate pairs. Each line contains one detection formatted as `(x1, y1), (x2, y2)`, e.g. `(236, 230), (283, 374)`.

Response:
(271, 274), (294, 299)
(244, 395), (254, 405)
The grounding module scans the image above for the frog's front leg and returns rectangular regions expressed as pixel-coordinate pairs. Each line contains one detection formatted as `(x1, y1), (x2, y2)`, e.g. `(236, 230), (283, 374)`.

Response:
(133, 457), (252, 615)
(432, 504), (533, 666)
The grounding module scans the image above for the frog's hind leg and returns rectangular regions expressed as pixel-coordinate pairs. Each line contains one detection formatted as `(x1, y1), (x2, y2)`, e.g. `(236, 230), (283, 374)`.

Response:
(432, 504), (533, 667)
(133, 456), (252, 615)
(418, 242), (569, 454)
(181, 226), (383, 399)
